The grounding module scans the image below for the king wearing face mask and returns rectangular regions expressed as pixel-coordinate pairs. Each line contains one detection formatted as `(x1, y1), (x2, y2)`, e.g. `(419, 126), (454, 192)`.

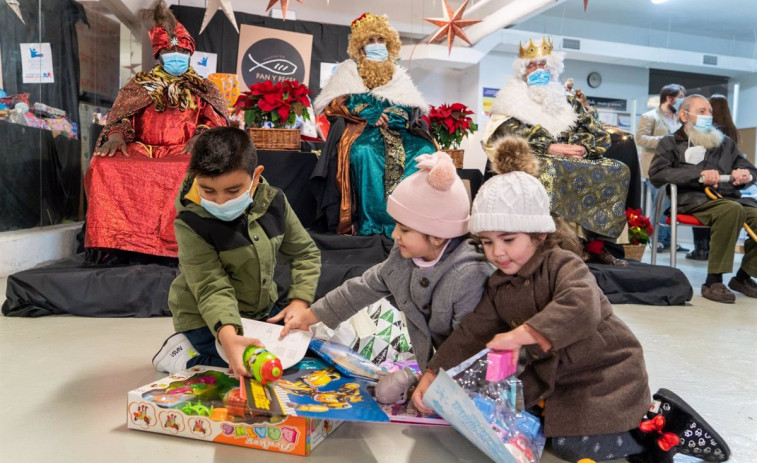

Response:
(312, 13), (437, 237)
(84, 0), (229, 262)
(650, 94), (757, 303)
(480, 36), (632, 266)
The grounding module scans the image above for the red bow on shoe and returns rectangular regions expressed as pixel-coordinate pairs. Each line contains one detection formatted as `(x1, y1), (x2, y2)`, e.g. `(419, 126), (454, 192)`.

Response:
(639, 415), (681, 451)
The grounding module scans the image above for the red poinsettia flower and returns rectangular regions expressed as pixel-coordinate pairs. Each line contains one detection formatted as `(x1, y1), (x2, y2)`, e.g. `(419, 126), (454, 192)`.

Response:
(425, 102), (478, 149)
(235, 79), (312, 129)
(626, 208), (654, 245)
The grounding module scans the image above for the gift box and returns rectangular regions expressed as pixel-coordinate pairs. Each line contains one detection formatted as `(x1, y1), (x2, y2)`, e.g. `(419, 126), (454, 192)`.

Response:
(127, 366), (342, 456)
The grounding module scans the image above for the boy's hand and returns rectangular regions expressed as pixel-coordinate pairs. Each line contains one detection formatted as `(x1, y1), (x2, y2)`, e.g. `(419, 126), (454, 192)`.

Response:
(411, 370), (437, 415)
(217, 325), (263, 379)
(267, 299), (320, 336)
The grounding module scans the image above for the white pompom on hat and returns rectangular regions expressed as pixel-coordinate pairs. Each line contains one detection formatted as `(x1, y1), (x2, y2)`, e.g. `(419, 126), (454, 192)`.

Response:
(386, 152), (470, 238)
(470, 171), (556, 234)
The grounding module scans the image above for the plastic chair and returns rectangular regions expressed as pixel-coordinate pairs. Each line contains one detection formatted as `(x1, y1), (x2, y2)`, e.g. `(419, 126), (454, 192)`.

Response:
(650, 183), (709, 267)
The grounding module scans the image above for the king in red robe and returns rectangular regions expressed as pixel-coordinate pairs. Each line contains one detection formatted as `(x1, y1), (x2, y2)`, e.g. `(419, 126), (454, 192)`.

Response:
(85, 3), (228, 260)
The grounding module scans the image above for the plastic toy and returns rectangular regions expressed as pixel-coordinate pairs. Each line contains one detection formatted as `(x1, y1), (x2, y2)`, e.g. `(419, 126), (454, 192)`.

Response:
(243, 347), (283, 385)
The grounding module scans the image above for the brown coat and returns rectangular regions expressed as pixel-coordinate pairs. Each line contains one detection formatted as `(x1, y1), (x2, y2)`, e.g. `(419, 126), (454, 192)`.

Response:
(428, 247), (651, 437)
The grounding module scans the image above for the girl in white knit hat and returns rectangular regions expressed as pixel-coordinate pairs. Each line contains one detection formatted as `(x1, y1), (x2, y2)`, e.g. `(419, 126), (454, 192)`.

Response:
(412, 136), (730, 463)
(271, 152), (493, 404)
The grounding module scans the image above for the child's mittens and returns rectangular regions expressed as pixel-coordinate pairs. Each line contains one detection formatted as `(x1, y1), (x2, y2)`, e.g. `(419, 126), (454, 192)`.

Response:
(374, 367), (420, 404)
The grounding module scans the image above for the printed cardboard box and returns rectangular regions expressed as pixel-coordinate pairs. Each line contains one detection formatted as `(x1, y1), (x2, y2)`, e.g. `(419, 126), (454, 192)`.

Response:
(127, 366), (342, 456)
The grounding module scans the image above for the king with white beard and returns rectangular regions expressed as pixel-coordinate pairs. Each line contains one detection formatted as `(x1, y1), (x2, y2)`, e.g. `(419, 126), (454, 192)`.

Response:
(482, 37), (631, 265)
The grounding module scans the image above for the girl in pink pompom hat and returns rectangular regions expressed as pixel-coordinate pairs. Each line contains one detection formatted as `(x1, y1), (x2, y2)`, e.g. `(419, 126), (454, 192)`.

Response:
(272, 152), (493, 404)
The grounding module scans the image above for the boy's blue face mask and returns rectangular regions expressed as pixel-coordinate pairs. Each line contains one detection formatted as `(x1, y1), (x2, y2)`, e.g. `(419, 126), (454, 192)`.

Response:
(526, 69), (551, 86)
(161, 52), (190, 76)
(364, 43), (389, 62)
(200, 184), (253, 221)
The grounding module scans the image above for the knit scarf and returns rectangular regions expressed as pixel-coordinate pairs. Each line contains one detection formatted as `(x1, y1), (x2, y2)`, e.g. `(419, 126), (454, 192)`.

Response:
(135, 65), (206, 112)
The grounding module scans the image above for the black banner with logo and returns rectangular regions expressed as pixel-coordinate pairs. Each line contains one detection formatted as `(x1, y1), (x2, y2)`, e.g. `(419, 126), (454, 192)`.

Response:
(173, 5), (350, 94)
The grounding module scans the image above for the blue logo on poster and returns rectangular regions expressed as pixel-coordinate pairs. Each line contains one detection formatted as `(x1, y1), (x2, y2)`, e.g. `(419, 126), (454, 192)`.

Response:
(30, 48), (43, 58)
(242, 38), (305, 87)
(198, 57), (208, 66)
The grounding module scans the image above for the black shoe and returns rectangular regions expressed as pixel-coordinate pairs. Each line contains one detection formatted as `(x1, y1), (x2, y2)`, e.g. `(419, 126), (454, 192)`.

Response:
(728, 277), (757, 298)
(675, 244), (690, 252)
(643, 388), (730, 462)
(686, 248), (709, 261)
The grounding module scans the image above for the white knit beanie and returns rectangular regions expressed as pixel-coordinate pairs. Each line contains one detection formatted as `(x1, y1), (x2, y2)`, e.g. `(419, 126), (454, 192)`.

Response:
(387, 152), (470, 238)
(470, 171), (555, 234)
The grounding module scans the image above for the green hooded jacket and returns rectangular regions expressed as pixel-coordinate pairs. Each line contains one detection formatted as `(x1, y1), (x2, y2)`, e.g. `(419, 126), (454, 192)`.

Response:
(168, 175), (321, 337)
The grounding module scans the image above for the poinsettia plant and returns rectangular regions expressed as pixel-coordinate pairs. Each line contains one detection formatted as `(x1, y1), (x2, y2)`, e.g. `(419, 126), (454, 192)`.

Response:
(626, 208), (654, 245)
(422, 103), (478, 150)
(233, 80), (312, 129)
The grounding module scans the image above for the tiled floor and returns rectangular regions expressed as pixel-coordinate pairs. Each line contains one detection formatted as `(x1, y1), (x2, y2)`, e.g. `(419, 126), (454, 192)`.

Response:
(1, 242), (754, 463)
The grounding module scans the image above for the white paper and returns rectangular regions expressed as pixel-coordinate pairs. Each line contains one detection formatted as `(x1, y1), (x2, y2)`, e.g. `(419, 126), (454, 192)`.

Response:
(20, 43), (54, 84)
(320, 62), (338, 88)
(191, 51), (217, 78)
(215, 319), (312, 369)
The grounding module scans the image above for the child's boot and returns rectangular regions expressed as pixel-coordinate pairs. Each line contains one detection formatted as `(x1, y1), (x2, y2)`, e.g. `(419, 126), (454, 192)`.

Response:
(634, 388), (730, 462)
(374, 367), (419, 404)
(152, 332), (198, 374)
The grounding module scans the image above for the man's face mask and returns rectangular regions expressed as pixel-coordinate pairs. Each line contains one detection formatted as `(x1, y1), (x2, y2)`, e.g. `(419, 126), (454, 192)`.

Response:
(672, 98), (683, 111)
(200, 183), (253, 221)
(526, 69), (551, 86)
(364, 43), (388, 62)
(686, 112), (713, 132)
(161, 52), (190, 76)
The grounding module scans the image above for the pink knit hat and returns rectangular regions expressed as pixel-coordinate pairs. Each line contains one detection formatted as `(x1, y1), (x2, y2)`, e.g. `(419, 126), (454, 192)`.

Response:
(386, 152), (470, 238)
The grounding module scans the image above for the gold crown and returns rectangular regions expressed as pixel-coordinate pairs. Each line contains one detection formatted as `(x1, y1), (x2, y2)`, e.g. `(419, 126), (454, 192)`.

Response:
(351, 12), (380, 30)
(518, 37), (553, 59)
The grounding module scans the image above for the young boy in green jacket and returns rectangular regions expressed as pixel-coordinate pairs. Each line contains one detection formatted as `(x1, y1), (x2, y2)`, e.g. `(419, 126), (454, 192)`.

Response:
(152, 127), (321, 379)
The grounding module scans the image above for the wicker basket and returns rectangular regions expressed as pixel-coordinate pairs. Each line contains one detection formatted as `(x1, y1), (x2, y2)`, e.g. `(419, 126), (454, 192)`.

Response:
(442, 148), (464, 169)
(623, 244), (646, 261)
(247, 128), (300, 151)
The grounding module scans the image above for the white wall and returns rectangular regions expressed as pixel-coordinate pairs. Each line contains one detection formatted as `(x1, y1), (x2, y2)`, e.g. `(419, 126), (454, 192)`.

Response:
(735, 73), (757, 129)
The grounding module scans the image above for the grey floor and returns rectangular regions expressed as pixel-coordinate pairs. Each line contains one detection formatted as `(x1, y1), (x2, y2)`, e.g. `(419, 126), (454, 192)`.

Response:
(1, 242), (755, 463)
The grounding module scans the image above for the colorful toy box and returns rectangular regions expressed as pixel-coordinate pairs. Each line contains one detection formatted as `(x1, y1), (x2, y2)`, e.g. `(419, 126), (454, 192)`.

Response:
(127, 365), (342, 456)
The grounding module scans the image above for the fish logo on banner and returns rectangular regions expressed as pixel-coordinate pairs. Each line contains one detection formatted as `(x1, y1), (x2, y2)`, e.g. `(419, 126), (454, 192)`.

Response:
(242, 38), (305, 87)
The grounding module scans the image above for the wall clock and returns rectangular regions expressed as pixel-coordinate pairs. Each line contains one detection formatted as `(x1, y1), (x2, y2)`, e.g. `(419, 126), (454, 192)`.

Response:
(587, 71), (602, 88)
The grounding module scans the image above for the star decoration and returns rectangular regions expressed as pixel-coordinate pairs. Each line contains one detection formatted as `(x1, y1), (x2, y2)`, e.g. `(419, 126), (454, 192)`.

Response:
(200, 0), (238, 34)
(6, 0), (25, 24)
(425, 0), (482, 55)
(266, 0), (303, 21)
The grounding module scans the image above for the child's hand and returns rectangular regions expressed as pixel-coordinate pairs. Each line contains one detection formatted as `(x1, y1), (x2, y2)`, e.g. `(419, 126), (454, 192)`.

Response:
(486, 324), (552, 366)
(268, 299), (320, 336)
(217, 325), (263, 379)
(411, 371), (437, 415)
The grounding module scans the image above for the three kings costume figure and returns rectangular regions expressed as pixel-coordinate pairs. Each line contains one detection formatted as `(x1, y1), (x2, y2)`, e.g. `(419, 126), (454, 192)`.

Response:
(312, 13), (437, 237)
(85, 1), (228, 261)
(482, 37), (631, 264)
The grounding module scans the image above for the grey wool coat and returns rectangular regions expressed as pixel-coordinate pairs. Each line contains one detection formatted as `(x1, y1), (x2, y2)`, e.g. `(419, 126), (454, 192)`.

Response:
(310, 239), (493, 371)
(428, 246), (651, 437)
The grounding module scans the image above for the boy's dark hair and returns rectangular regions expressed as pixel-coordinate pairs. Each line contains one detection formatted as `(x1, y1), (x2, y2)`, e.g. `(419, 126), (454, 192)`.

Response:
(188, 127), (257, 177)
(659, 84), (685, 106)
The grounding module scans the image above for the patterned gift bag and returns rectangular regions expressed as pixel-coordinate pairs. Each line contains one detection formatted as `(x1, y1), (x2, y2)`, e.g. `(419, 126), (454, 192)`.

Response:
(312, 298), (415, 365)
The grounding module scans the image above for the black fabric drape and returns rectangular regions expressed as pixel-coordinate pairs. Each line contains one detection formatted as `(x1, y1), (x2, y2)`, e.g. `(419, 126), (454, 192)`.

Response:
(258, 150), (319, 228)
(0, 121), (81, 232)
(172, 5), (350, 95)
(604, 131), (642, 210)
(0, 0), (87, 126)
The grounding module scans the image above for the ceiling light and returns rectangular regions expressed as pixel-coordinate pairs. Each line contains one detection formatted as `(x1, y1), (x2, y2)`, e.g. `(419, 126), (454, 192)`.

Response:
(650, 0), (671, 4)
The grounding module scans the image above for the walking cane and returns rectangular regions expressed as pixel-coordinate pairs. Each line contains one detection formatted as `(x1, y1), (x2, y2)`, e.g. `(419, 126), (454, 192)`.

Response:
(700, 174), (757, 241)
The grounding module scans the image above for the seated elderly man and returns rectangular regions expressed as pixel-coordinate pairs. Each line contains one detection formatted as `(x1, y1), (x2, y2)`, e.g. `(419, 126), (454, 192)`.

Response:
(650, 94), (757, 303)
(482, 36), (630, 265)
